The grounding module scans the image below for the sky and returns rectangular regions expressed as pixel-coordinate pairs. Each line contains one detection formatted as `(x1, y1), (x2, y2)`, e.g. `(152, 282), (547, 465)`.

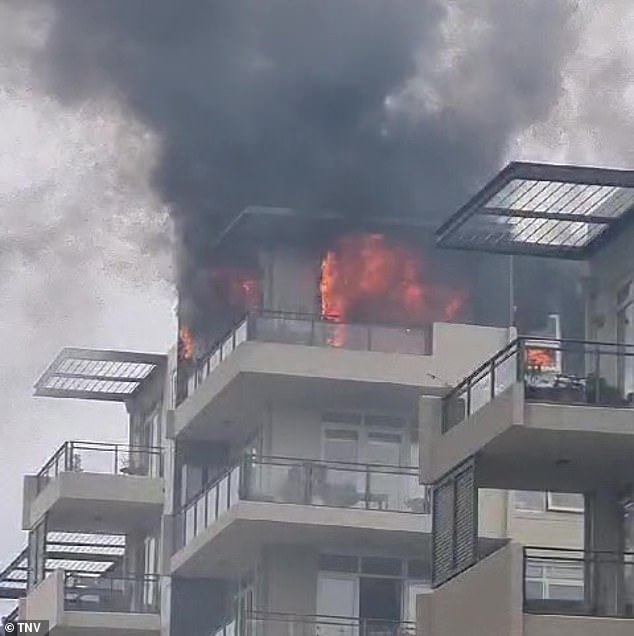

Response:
(1, 0), (634, 617)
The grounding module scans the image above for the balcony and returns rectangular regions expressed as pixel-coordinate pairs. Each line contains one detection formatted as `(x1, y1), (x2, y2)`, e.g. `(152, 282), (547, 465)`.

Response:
(212, 612), (416, 636)
(421, 338), (634, 491)
(418, 542), (634, 636)
(174, 310), (513, 442)
(24, 442), (164, 534)
(523, 547), (634, 618)
(20, 570), (160, 635)
(171, 456), (430, 577)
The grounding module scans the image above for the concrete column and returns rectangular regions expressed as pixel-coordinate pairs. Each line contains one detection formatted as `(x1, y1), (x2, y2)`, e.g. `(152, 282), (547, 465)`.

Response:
(585, 488), (624, 615)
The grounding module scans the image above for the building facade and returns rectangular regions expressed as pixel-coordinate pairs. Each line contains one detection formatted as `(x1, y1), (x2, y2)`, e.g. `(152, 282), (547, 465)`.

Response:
(5, 163), (627, 635)
(420, 161), (634, 635)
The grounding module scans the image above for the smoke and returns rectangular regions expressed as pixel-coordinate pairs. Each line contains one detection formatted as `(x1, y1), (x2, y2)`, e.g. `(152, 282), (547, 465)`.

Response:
(33, 0), (578, 331)
(0, 1), (174, 599)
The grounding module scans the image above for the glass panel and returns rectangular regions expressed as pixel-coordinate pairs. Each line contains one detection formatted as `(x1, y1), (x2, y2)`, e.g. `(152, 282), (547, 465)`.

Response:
(317, 574), (358, 620)
(525, 580), (545, 600)
(229, 465), (241, 506)
(218, 475), (230, 516)
(319, 554), (359, 573)
(313, 464), (364, 508)
(235, 320), (248, 347)
(221, 335), (234, 360)
(547, 492), (584, 512)
(361, 557), (401, 576)
(196, 496), (206, 534)
(514, 491), (546, 512)
(366, 433), (402, 509)
(324, 429), (359, 463)
(206, 484), (218, 523)
(547, 583), (584, 601)
(185, 505), (196, 543)
(404, 582), (430, 622)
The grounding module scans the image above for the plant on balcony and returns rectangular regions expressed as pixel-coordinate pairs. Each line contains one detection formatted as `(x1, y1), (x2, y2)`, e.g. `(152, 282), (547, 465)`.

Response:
(70, 453), (82, 472)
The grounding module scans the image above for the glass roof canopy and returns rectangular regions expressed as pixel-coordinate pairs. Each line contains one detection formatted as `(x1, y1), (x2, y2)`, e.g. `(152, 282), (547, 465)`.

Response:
(34, 347), (165, 402)
(436, 162), (634, 258)
(0, 533), (124, 599)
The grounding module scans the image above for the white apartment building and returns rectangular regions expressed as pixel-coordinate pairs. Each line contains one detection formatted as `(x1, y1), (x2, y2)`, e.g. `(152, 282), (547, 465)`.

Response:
(421, 161), (634, 635)
(1, 164), (613, 635)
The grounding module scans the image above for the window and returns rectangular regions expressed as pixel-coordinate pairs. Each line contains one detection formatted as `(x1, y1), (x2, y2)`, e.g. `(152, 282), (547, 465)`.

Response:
(525, 560), (584, 601)
(513, 490), (546, 512)
(547, 492), (584, 513)
(514, 491), (584, 514)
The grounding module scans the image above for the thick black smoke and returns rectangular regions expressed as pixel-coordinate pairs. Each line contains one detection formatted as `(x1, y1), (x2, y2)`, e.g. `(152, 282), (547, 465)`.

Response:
(36, 0), (578, 333)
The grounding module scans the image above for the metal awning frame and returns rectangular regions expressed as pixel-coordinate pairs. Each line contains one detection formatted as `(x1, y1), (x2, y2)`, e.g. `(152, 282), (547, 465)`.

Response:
(436, 162), (634, 259)
(34, 347), (166, 402)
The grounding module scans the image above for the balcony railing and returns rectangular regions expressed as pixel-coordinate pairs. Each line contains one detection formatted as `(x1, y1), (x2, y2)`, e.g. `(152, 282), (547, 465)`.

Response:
(63, 573), (160, 614)
(175, 455), (429, 551)
(211, 612), (416, 636)
(36, 441), (163, 493)
(183, 310), (432, 402)
(523, 547), (634, 619)
(442, 337), (634, 432)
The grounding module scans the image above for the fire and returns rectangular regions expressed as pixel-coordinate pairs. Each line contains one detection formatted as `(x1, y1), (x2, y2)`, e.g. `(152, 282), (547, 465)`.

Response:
(320, 233), (467, 343)
(209, 267), (260, 313)
(525, 347), (557, 370)
(178, 326), (194, 361)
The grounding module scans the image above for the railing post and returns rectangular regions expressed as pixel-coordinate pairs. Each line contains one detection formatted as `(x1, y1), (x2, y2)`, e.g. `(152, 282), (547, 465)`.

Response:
(593, 343), (601, 404)
(304, 462), (312, 505)
(465, 380), (472, 417)
(66, 442), (73, 471)
(114, 444), (119, 474)
(367, 325), (372, 351)
(365, 465), (371, 510)
(516, 339), (525, 383)
(490, 359), (496, 399)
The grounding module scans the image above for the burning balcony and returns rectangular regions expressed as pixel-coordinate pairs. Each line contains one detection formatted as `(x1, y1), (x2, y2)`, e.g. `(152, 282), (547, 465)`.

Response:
(24, 441), (164, 535)
(420, 336), (634, 494)
(171, 455), (429, 577)
(443, 337), (634, 433)
(180, 309), (433, 402)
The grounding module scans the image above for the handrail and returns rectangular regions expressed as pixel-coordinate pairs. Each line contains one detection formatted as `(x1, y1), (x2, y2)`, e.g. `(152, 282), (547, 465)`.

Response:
(181, 309), (434, 403)
(442, 336), (634, 432)
(36, 441), (163, 491)
(177, 454), (423, 512)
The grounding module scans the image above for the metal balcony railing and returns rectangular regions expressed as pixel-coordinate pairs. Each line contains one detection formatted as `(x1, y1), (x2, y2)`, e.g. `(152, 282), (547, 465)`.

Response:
(442, 337), (634, 432)
(174, 455), (430, 551)
(182, 310), (433, 402)
(523, 547), (634, 619)
(36, 441), (163, 493)
(211, 612), (416, 636)
(63, 573), (160, 614)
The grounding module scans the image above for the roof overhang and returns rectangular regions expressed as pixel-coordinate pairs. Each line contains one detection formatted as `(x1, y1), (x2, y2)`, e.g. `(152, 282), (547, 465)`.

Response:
(436, 162), (634, 259)
(34, 347), (166, 402)
(210, 206), (440, 256)
(0, 533), (125, 600)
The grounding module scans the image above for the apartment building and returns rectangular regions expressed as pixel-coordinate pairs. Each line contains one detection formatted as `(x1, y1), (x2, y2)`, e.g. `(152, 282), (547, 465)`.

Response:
(419, 161), (634, 635)
(0, 170), (600, 635)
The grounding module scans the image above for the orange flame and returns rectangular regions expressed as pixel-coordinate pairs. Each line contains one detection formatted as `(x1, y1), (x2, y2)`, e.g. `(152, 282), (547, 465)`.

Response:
(209, 267), (260, 312)
(178, 326), (194, 361)
(320, 233), (467, 346)
(525, 347), (557, 369)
